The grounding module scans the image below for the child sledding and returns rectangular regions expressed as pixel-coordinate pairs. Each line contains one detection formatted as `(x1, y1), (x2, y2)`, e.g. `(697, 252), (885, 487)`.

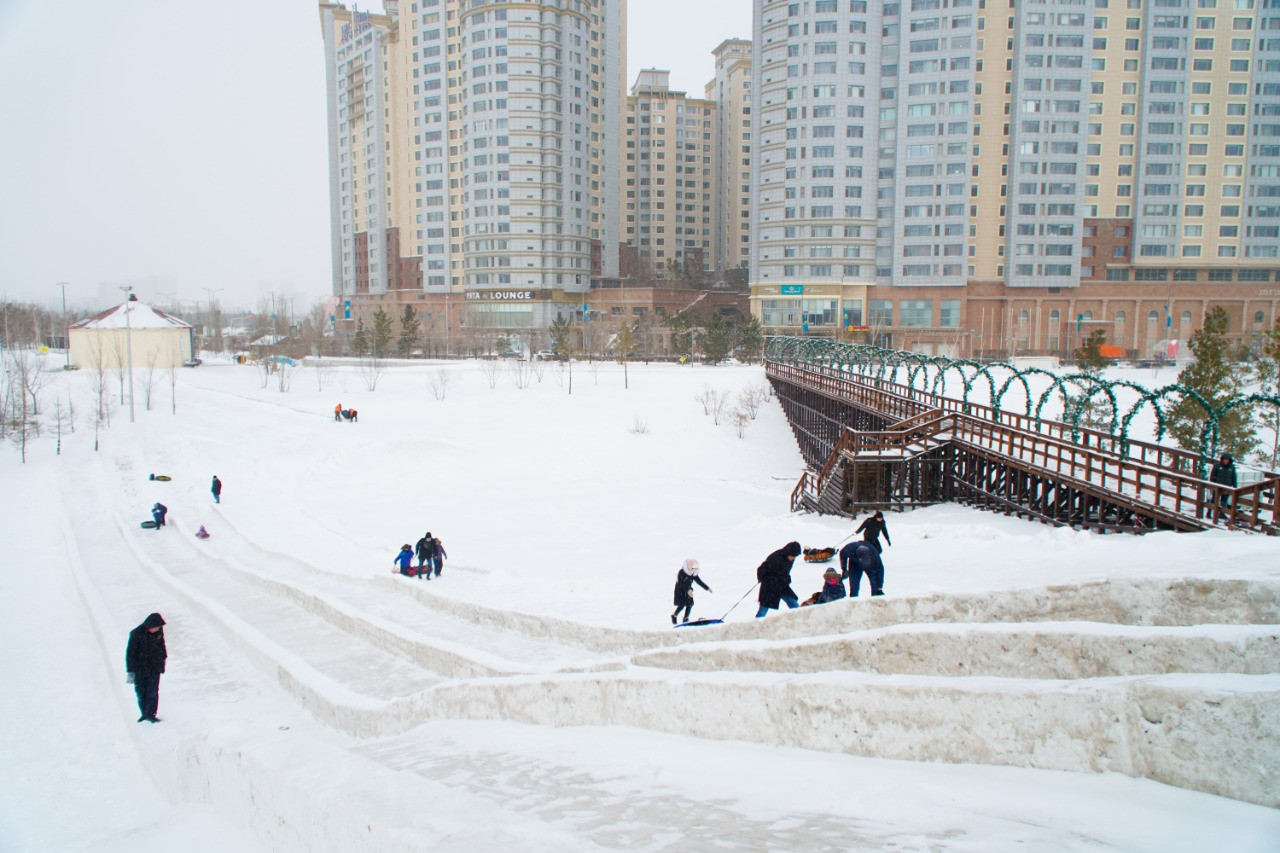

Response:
(802, 546), (836, 563)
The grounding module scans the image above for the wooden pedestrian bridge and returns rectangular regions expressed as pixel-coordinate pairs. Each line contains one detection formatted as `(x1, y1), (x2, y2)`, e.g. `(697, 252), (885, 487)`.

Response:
(764, 337), (1280, 535)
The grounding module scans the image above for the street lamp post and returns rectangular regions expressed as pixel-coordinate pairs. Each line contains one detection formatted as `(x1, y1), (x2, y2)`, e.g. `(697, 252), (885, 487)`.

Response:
(57, 281), (69, 369)
(120, 285), (136, 423)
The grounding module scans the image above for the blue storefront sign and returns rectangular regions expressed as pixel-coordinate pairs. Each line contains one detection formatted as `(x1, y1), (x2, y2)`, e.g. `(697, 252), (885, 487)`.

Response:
(780, 284), (804, 295)
(343, 300), (351, 320)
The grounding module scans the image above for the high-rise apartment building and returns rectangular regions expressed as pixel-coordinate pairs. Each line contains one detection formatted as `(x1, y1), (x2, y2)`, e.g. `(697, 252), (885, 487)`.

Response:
(750, 0), (1280, 358)
(707, 39), (754, 273)
(319, 0), (626, 336)
(623, 70), (717, 276)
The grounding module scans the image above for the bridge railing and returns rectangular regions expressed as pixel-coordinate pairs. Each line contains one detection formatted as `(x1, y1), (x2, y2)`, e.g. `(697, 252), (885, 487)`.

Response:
(770, 360), (1278, 531)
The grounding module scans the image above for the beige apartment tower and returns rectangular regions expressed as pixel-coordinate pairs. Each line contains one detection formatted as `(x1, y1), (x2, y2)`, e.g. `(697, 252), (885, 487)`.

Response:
(708, 38), (753, 274)
(750, 0), (1280, 358)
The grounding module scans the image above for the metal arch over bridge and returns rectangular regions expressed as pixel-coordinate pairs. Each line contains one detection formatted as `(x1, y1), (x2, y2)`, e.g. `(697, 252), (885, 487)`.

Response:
(764, 336), (1280, 535)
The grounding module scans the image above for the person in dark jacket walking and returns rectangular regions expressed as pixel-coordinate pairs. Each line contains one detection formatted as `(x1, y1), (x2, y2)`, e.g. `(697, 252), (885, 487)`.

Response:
(840, 540), (885, 597)
(855, 510), (890, 553)
(415, 532), (434, 578)
(211, 475), (222, 504)
(393, 544), (415, 576)
(126, 612), (167, 723)
(755, 541), (802, 618)
(671, 558), (712, 624)
(151, 503), (167, 530)
(1209, 453), (1237, 516)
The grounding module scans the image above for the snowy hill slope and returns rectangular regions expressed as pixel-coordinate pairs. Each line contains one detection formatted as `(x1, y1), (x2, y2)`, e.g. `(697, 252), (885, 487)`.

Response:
(3, 355), (1278, 850)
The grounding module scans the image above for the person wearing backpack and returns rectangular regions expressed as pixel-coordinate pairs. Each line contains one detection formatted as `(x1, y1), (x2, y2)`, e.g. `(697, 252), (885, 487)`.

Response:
(429, 536), (447, 578)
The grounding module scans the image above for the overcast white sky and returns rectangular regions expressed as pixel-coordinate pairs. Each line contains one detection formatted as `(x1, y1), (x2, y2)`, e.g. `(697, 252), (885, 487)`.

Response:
(0, 0), (751, 313)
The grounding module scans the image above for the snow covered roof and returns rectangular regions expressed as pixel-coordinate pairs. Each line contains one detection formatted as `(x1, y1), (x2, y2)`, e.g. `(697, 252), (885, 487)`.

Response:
(248, 334), (288, 347)
(70, 301), (192, 331)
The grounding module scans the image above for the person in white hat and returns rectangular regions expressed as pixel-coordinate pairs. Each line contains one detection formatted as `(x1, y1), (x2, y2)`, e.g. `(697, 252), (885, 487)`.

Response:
(671, 558), (712, 624)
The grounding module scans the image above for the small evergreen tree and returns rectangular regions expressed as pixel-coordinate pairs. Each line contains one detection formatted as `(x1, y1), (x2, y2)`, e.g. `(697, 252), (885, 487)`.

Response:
(669, 312), (695, 360)
(351, 319), (369, 356)
(702, 311), (732, 365)
(372, 308), (395, 357)
(1166, 306), (1256, 460)
(1074, 328), (1109, 371)
(549, 314), (573, 359)
(736, 314), (764, 364)
(397, 305), (420, 355)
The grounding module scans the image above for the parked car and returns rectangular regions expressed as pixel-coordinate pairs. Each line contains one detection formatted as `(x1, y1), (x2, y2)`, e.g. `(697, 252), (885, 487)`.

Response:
(534, 349), (558, 360)
(183, 357), (203, 367)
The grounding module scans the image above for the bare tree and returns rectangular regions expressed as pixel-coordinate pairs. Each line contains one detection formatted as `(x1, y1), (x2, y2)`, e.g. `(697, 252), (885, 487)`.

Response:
(357, 353), (384, 391)
(711, 389), (731, 426)
(51, 395), (73, 455)
(140, 351), (160, 411)
(695, 385), (719, 416)
(277, 358), (300, 392)
(427, 368), (458, 401)
(506, 359), (533, 389)
(166, 341), (181, 415)
(106, 329), (129, 403)
(736, 383), (769, 420)
(530, 358), (547, 384)
(730, 405), (751, 439)
(5, 350), (43, 462)
(628, 413), (650, 435)
(312, 359), (335, 392)
(478, 358), (502, 389)
(84, 337), (113, 428)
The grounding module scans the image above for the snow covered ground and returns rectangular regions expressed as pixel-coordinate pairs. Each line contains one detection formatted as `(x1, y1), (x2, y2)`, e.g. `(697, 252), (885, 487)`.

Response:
(1, 353), (1278, 851)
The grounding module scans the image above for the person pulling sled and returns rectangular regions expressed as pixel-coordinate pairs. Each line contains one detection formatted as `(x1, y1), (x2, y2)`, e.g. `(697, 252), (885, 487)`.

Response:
(671, 559), (711, 624)
(393, 544), (416, 576)
(150, 502), (168, 530)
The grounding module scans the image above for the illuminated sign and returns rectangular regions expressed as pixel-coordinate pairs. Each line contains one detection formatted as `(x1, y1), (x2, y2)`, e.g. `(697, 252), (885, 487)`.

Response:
(780, 284), (804, 295)
(465, 290), (538, 301)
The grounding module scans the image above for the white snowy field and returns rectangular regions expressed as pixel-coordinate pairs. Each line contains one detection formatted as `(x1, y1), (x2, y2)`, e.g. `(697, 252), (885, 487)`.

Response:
(1, 353), (1278, 851)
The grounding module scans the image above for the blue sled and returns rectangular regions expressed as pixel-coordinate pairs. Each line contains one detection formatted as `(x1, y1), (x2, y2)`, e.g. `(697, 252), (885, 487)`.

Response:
(674, 618), (723, 628)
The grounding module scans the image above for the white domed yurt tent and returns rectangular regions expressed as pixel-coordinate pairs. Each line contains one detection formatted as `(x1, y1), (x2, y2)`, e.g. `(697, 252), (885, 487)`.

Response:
(69, 296), (194, 369)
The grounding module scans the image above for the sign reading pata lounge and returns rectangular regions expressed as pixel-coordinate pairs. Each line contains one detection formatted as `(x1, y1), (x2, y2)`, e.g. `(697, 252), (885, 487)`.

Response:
(465, 290), (542, 301)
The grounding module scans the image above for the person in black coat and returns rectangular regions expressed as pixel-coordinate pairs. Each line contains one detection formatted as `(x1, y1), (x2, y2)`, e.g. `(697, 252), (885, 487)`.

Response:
(211, 475), (222, 504)
(126, 613), (168, 723)
(855, 510), (891, 553)
(415, 532), (434, 578)
(1209, 453), (1237, 513)
(151, 503), (168, 530)
(840, 540), (885, 597)
(755, 541), (802, 618)
(671, 558), (712, 624)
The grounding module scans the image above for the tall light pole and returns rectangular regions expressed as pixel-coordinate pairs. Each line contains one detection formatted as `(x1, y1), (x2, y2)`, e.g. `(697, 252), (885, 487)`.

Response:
(120, 285), (136, 423)
(57, 282), (69, 369)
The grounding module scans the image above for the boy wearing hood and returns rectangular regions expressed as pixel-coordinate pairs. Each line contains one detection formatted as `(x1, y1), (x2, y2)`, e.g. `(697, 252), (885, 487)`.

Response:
(1209, 453), (1237, 518)
(126, 613), (168, 723)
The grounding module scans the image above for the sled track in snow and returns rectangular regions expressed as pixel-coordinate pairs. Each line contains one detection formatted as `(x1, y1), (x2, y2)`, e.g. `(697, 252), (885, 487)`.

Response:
(65, 439), (1280, 812)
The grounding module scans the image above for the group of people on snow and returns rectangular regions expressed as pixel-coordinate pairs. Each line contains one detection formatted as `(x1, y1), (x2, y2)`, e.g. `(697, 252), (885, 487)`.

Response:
(334, 404), (359, 423)
(672, 509), (893, 624)
(145, 475), (223, 535)
(394, 532), (447, 578)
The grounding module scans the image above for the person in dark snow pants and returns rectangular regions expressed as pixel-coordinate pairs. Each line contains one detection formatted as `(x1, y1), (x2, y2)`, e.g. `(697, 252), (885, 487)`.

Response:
(211, 475), (222, 504)
(393, 545), (415, 576)
(151, 503), (167, 530)
(335, 403), (343, 422)
(415, 533), (434, 578)
(840, 540), (885, 597)
(1209, 453), (1237, 515)
(671, 558), (712, 624)
(429, 536), (447, 577)
(126, 613), (167, 723)
(855, 510), (890, 553)
(755, 541), (802, 618)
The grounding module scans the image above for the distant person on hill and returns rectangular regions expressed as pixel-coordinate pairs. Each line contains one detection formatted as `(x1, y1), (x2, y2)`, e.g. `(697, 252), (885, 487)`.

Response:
(125, 612), (167, 723)
(1209, 453), (1237, 516)
(415, 532), (434, 578)
(151, 502), (167, 530)
(855, 510), (891, 553)
(840, 540), (885, 597)
(755, 541), (802, 618)
(335, 403), (342, 422)
(429, 535), (446, 577)
(393, 544), (415, 576)
(211, 475), (222, 504)
(802, 568), (847, 606)
(671, 558), (712, 624)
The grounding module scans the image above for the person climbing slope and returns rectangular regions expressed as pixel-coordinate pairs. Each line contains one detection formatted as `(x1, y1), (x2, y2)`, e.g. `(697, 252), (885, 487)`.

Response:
(393, 544), (415, 576)
(671, 559), (711, 624)
(855, 510), (891, 553)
